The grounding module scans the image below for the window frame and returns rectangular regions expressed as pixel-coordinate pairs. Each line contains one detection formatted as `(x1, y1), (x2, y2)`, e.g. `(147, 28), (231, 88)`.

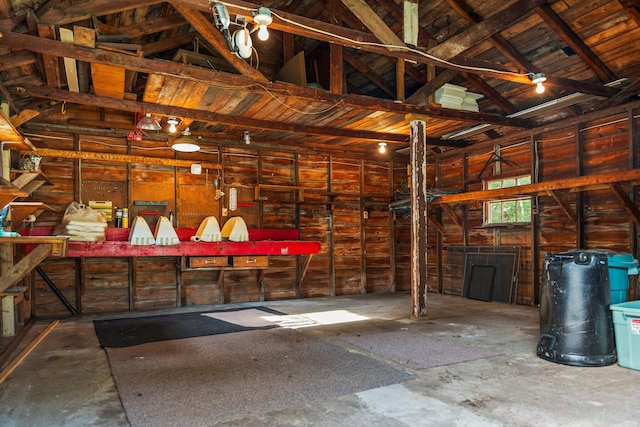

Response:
(483, 174), (532, 226)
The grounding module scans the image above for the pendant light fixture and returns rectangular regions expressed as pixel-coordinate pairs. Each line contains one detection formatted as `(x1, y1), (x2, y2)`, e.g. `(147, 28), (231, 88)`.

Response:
(137, 112), (162, 131)
(171, 127), (200, 152)
(378, 142), (387, 153)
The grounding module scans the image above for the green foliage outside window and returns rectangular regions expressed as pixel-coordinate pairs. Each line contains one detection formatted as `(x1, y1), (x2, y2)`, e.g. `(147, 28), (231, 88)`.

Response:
(485, 175), (532, 225)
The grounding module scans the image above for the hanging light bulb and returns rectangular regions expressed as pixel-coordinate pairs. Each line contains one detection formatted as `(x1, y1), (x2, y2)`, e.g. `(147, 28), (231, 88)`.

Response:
(244, 130), (251, 145)
(253, 7), (272, 41)
(167, 116), (179, 133)
(531, 73), (546, 94)
(378, 142), (387, 154)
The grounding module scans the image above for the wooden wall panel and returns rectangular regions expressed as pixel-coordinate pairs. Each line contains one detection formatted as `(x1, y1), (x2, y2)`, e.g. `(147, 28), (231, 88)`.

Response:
(263, 256), (297, 300)
(176, 169), (221, 228)
(81, 257), (129, 313)
(180, 270), (220, 306)
(365, 204), (393, 293)
(333, 201), (363, 295)
(298, 205), (331, 297)
(133, 257), (177, 310)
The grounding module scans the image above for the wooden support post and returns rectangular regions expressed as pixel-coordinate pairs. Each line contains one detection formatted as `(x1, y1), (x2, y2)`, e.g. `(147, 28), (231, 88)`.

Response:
(410, 120), (428, 319)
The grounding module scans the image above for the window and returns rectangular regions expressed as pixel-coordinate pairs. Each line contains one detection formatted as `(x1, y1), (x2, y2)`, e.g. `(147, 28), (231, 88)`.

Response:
(484, 175), (532, 225)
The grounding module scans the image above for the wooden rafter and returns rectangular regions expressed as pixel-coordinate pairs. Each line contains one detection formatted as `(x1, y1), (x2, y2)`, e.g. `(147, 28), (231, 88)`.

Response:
(0, 31), (534, 129)
(536, 3), (617, 83)
(171, 3), (269, 83)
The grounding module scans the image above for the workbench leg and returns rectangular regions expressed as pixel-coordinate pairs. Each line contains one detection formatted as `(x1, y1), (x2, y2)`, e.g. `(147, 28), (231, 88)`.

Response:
(2, 296), (15, 337)
(257, 270), (266, 302)
(217, 270), (225, 304)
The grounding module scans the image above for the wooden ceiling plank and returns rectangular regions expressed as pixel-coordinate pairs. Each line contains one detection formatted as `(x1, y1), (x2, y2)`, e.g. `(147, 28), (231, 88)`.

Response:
(618, 0), (640, 26)
(536, 3), (617, 83)
(0, 31), (535, 128)
(21, 85), (409, 143)
(39, 0), (163, 26)
(427, 0), (547, 61)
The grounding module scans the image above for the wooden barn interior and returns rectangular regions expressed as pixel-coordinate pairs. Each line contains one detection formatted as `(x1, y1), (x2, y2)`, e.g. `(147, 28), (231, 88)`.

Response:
(2, 0), (640, 425)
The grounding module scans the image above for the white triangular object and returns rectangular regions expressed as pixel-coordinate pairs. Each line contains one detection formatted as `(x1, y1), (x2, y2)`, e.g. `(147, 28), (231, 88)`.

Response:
(191, 216), (222, 242)
(221, 216), (249, 242)
(129, 216), (156, 246)
(154, 216), (180, 246)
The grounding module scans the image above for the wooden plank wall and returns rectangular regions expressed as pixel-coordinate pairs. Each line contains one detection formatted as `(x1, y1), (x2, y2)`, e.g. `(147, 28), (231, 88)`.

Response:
(25, 132), (407, 315)
(433, 107), (640, 306)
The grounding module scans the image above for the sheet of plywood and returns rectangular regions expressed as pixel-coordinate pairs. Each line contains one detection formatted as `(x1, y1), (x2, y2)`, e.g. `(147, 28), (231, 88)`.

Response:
(59, 28), (79, 92)
(91, 62), (125, 98)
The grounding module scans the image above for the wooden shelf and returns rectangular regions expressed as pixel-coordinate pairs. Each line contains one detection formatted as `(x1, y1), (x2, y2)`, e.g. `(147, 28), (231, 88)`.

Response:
(0, 178), (28, 210)
(0, 110), (35, 152)
(11, 169), (51, 194)
(0, 236), (68, 257)
(8, 202), (54, 231)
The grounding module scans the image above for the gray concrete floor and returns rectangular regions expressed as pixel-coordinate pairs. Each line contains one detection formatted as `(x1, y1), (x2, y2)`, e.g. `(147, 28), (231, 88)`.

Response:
(1, 291), (639, 426)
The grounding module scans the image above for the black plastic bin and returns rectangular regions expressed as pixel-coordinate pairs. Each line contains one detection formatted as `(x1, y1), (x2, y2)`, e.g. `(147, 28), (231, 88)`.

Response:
(537, 250), (617, 367)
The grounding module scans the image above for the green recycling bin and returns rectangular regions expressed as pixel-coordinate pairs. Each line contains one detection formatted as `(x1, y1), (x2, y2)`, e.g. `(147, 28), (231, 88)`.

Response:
(568, 250), (638, 304)
(606, 252), (639, 304)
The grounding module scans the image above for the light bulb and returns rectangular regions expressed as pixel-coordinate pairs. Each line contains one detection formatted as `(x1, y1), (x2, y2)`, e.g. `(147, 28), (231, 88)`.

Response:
(535, 82), (545, 94)
(258, 24), (269, 41)
(167, 116), (179, 133)
(378, 142), (387, 153)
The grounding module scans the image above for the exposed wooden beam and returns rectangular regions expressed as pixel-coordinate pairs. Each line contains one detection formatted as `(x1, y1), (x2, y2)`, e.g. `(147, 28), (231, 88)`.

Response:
(344, 52), (396, 98)
(39, 0), (162, 25)
(536, 3), (617, 83)
(171, 2), (269, 83)
(0, 32), (535, 128)
(446, 0), (579, 115)
(610, 182), (640, 227)
(31, 147), (222, 170)
(21, 85), (413, 144)
(174, 0), (614, 97)
(432, 168), (640, 205)
(462, 72), (517, 115)
(548, 190), (577, 224)
(427, 0), (547, 61)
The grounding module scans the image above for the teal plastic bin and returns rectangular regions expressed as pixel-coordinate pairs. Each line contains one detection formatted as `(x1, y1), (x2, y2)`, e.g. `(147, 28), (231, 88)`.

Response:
(610, 300), (640, 370)
(607, 253), (639, 304)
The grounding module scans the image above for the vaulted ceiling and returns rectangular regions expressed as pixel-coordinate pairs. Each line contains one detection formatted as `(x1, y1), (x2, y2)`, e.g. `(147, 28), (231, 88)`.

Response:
(0, 0), (639, 156)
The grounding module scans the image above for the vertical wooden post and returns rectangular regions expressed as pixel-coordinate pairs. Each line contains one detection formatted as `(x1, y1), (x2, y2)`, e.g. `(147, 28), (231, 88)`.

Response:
(330, 0), (344, 94)
(396, 59), (405, 101)
(410, 120), (428, 319)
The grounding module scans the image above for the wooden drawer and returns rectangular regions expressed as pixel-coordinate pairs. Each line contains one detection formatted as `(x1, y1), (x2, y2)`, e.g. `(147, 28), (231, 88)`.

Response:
(232, 256), (269, 267)
(189, 256), (229, 268)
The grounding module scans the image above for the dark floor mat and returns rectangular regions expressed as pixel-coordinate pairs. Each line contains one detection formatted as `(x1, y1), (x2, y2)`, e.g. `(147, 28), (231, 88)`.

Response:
(93, 307), (283, 348)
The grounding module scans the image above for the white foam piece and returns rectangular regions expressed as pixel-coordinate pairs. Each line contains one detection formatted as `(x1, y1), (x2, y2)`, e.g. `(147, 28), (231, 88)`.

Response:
(154, 216), (180, 246)
(220, 216), (249, 242)
(191, 216), (222, 242)
(129, 216), (156, 246)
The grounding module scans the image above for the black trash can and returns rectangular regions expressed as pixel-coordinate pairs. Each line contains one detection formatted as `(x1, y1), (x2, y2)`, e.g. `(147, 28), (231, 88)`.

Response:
(537, 250), (617, 367)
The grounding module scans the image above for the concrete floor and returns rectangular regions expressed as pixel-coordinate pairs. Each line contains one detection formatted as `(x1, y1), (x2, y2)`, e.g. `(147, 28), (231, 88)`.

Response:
(1, 291), (639, 427)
